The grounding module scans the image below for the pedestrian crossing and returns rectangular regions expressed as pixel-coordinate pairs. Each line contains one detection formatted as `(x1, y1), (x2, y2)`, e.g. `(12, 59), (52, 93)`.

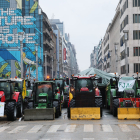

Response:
(0, 124), (140, 134)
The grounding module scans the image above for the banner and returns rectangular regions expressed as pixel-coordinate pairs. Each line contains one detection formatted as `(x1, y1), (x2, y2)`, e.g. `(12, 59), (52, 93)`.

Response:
(118, 79), (135, 92)
(0, 102), (4, 117)
(63, 48), (66, 60)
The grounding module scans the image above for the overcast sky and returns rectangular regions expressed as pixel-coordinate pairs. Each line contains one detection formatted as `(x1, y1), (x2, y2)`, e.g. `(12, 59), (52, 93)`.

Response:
(39, 0), (119, 72)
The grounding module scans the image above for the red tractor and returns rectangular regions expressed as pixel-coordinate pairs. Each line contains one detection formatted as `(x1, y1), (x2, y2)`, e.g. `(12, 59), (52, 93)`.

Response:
(67, 75), (102, 120)
(0, 79), (23, 121)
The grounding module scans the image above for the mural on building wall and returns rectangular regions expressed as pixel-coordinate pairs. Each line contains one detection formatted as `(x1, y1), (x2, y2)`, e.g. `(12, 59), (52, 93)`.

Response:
(0, 0), (43, 80)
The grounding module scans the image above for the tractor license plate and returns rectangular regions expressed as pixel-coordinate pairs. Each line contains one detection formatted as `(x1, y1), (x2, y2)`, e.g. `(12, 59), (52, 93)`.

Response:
(0, 102), (4, 117)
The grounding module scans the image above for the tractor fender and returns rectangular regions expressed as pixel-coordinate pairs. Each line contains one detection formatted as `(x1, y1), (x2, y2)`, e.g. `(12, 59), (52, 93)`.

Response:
(0, 91), (6, 102)
(12, 92), (20, 102)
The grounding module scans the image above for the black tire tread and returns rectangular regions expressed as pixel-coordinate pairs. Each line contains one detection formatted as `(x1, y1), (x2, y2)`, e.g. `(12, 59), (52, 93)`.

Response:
(95, 98), (103, 117)
(27, 102), (33, 109)
(6, 102), (16, 121)
(17, 94), (23, 118)
(113, 99), (119, 117)
(53, 101), (59, 118)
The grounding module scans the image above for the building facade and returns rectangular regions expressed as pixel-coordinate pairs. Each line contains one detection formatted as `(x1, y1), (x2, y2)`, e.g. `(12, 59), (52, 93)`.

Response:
(0, 0), (44, 81)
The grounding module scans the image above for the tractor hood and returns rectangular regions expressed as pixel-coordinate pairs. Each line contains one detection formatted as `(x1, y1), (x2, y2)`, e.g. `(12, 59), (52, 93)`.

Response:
(39, 93), (48, 97)
(124, 88), (135, 98)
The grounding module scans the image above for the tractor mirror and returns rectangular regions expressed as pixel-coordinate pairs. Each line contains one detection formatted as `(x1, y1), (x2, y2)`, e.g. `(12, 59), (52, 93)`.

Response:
(98, 77), (102, 83)
(66, 78), (69, 85)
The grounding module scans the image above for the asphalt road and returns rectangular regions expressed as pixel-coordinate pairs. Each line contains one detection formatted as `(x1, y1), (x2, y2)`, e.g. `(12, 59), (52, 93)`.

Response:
(0, 109), (140, 140)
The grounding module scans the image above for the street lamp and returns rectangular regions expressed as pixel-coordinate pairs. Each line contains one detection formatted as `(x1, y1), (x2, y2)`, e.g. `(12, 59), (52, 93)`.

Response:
(35, 44), (39, 81)
(18, 32), (24, 79)
(123, 30), (129, 76)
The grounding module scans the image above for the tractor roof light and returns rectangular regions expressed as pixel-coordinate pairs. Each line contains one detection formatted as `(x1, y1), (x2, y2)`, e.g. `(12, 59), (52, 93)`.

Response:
(53, 78), (55, 81)
(34, 79), (35, 82)
(137, 72), (138, 75)
(47, 76), (50, 79)
(15, 76), (17, 79)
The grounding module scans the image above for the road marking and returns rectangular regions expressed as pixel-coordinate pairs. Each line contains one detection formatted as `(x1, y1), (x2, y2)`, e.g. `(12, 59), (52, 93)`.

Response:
(119, 124), (130, 132)
(102, 125), (113, 132)
(136, 124), (140, 129)
(9, 126), (26, 133)
(47, 125), (61, 133)
(17, 139), (28, 140)
(0, 126), (10, 132)
(108, 139), (118, 140)
(84, 125), (93, 132)
(83, 138), (94, 140)
(27, 125), (43, 133)
(64, 125), (76, 132)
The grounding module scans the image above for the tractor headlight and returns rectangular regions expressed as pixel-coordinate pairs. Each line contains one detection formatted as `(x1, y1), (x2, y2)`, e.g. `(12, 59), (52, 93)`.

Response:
(38, 97), (47, 103)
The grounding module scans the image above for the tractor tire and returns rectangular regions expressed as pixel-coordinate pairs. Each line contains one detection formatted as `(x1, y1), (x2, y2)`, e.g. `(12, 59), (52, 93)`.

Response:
(53, 101), (59, 118)
(63, 94), (68, 108)
(16, 95), (23, 118)
(95, 98), (103, 117)
(27, 102), (33, 109)
(6, 102), (17, 121)
(113, 99), (119, 117)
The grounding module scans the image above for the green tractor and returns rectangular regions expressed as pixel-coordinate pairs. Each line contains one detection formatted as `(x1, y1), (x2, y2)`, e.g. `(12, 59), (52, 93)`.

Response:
(108, 74), (140, 119)
(24, 81), (61, 120)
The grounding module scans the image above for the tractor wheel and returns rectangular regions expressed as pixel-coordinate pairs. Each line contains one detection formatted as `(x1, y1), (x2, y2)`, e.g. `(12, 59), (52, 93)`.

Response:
(113, 99), (119, 117)
(53, 101), (59, 118)
(16, 95), (23, 118)
(6, 102), (17, 121)
(67, 98), (70, 118)
(63, 94), (68, 108)
(27, 102), (33, 109)
(95, 98), (103, 117)
(69, 99), (75, 118)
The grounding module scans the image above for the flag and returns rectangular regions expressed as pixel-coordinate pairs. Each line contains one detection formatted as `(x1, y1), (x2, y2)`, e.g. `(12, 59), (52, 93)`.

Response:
(22, 80), (27, 99)
(30, 1), (38, 13)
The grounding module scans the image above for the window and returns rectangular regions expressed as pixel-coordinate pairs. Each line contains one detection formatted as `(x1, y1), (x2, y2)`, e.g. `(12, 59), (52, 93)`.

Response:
(133, 30), (140, 40)
(133, 0), (140, 6)
(120, 15), (128, 32)
(121, 65), (129, 74)
(120, 0), (128, 17)
(133, 47), (140, 56)
(134, 63), (140, 72)
(133, 14), (140, 23)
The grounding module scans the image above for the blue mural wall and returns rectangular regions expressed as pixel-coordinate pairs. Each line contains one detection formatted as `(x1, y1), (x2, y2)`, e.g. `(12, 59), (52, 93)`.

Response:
(0, 0), (43, 81)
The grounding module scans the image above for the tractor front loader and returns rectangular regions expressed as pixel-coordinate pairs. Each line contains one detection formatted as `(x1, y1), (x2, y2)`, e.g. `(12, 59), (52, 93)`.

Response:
(67, 75), (102, 120)
(24, 81), (61, 121)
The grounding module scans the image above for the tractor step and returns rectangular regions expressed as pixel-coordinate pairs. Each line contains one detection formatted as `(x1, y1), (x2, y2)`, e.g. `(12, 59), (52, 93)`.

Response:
(24, 108), (55, 121)
(70, 107), (101, 120)
(118, 108), (140, 120)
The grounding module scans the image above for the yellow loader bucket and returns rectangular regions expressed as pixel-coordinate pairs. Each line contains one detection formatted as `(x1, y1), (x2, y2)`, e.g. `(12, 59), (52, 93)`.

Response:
(118, 108), (140, 120)
(70, 107), (100, 120)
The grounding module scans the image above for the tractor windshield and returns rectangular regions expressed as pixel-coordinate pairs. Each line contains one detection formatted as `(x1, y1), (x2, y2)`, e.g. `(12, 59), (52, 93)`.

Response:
(36, 83), (52, 103)
(75, 79), (93, 92)
(55, 80), (63, 88)
(11, 81), (23, 92)
(0, 82), (11, 100)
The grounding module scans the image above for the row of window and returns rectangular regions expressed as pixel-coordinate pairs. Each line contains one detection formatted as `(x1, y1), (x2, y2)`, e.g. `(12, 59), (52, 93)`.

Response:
(134, 63), (140, 73)
(120, 0), (128, 18)
(133, 47), (140, 56)
(104, 44), (109, 54)
(120, 15), (128, 32)
(104, 35), (109, 46)
(133, 0), (140, 7)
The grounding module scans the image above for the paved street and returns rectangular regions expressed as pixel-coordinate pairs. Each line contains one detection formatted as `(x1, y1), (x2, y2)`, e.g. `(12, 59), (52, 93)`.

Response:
(0, 109), (140, 140)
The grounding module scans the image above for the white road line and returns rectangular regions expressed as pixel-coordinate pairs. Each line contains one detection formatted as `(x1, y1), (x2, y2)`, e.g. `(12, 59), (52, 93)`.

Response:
(39, 139), (50, 140)
(17, 139), (28, 140)
(83, 138), (94, 140)
(64, 125), (76, 132)
(84, 125), (93, 132)
(0, 126), (10, 132)
(47, 125), (61, 133)
(108, 138), (118, 140)
(102, 125), (113, 132)
(136, 124), (140, 129)
(9, 126), (26, 133)
(119, 124), (130, 132)
(27, 125), (43, 133)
